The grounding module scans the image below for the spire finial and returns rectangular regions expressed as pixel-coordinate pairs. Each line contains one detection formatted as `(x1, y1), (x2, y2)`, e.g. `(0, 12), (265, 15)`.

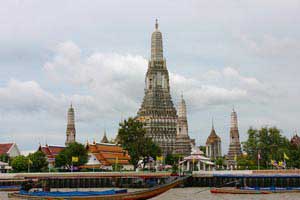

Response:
(232, 105), (235, 112)
(212, 117), (214, 129)
(70, 101), (73, 108)
(155, 19), (158, 30)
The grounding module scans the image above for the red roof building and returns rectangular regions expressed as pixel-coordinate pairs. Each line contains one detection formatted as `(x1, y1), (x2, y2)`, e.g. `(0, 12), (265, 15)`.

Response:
(85, 142), (133, 170)
(39, 145), (65, 167)
(0, 143), (21, 158)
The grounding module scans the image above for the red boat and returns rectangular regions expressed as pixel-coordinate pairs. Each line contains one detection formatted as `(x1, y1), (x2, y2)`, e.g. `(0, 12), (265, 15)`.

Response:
(210, 188), (272, 194)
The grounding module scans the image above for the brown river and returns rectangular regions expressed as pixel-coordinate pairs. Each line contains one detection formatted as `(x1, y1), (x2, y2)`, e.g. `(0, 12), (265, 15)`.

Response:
(2, 188), (300, 200)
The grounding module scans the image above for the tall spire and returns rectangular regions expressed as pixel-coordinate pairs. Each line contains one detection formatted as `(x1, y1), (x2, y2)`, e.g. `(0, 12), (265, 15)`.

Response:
(151, 19), (163, 61)
(178, 95), (187, 119)
(65, 103), (76, 146)
(175, 94), (191, 156)
(137, 20), (177, 155)
(231, 108), (238, 129)
(227, 107), (242, 162)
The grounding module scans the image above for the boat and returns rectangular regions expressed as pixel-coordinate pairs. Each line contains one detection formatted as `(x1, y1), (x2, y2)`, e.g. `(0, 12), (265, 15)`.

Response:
(8, 176), (187, 199)
(0, 185), (21, 191)
(211, 187), (300, 194)
(211, 187), (272, 194)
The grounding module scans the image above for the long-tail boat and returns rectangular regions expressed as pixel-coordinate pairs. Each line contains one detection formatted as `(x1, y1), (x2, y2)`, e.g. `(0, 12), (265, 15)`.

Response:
(211, 187), (300, 194)
(8, 176), (187, 200)
(211, 187), (272, 194)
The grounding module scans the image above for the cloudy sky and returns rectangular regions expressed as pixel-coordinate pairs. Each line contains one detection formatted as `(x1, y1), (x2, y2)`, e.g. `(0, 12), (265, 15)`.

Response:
(0, 0), (299, 153)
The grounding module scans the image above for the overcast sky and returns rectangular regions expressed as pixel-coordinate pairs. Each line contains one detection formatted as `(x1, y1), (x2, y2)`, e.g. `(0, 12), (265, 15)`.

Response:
(0, 0), (299, 154)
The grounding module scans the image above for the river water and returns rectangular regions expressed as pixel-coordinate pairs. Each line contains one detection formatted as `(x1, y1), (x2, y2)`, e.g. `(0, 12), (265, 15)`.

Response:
(2, 188), (300, 200)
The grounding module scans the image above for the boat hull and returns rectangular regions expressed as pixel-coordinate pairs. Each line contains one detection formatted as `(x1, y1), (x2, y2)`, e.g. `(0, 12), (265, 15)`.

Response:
(8, 176), (186, 200)
(211, 187), (300, 194)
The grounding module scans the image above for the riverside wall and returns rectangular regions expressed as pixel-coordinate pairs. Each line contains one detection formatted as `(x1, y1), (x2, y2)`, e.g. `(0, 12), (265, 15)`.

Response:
(1, 170), (300, 188)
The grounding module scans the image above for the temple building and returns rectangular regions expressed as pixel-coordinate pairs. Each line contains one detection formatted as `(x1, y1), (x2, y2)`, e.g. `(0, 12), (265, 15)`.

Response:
(84, 142), (133, 170)
(137, 20), (177, 155)
(175, 95), (192, 156)
(39, 144), (65, 168)
(206, 121), (222, 160)
(179, 143), (214, 171)
(227, 108), (242, 164)
(65, 104), (76, 146)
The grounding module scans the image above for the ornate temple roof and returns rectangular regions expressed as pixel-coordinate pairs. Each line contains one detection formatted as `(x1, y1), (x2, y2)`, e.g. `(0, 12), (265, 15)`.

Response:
(206, 124), (221, 145)
(39, 145), (65, 163)
(86, 143), (131, 166)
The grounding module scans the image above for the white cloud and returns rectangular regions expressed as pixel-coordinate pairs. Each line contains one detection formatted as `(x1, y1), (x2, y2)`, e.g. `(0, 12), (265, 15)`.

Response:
(43, 41), (271, 113)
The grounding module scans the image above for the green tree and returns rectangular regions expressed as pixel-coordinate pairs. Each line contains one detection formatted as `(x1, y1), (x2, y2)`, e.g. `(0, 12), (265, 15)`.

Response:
(287, 143), (300, 168)
(27, 151), (48, 172)
(199, 146), (206, 155)
(0, 154), (9, 163)
(117, 117), (162, 167)
(242, 126), (290, 169)
(165, 154), (180, 165)
(215, 157), (225, 169)
(11, 155), (28, 172)
(55, 142), (88, 170)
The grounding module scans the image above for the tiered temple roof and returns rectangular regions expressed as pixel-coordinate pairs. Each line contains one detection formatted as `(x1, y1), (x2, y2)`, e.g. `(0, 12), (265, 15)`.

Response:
(206, 122), (222, 159)
(86, 143), (131, 166)
(39, 145), (65, 166)
(206, 125), (221, 145)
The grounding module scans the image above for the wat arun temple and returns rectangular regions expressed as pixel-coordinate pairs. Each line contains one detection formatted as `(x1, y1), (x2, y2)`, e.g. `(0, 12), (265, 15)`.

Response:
(137, 20), (192, 155)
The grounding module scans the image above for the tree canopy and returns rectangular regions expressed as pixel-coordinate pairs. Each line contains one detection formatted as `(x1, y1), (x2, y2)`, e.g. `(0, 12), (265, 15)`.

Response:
(27, 150), (48, 172)
(55, 142), (88, 170)
(11, 155), (29, 172)
(117, 117), (162, 167)
(242, 127), (292, 169)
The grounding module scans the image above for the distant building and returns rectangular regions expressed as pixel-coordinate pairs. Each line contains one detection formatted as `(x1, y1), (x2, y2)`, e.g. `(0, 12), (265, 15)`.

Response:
(39, 144), (65, 168)
(291, 134), (300, 147)
(85, 142), (133, 170)
(227, 108), (242, 167)
(175, 95), (192, 156)
(0, 143), (21, 158)
(101, 131), (109, 143)
(65, 104), (76, 146)
(206, 122), (222, 160)
(136, 20), (177, 155)
(0, 161), (11, 173)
